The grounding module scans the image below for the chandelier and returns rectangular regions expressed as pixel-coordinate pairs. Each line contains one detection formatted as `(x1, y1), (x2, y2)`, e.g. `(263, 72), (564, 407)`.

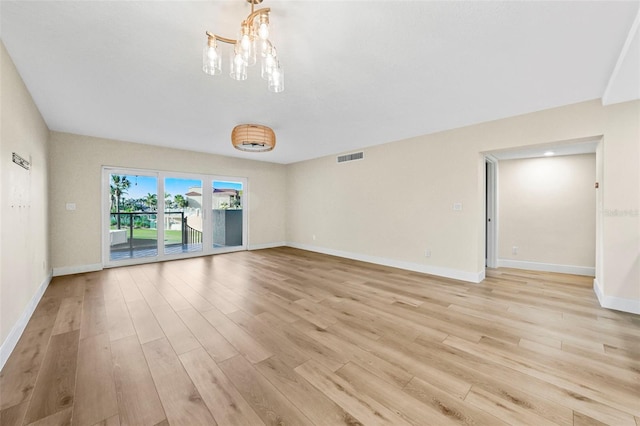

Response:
(202, 0), (284, 93)
(231, 124), (276, 152)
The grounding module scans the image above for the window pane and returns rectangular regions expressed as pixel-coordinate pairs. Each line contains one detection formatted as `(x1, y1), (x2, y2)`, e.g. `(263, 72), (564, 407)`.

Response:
(109, 174), (158, 261)
(165, 177), (203, 255)
(212, 180), (243, 248)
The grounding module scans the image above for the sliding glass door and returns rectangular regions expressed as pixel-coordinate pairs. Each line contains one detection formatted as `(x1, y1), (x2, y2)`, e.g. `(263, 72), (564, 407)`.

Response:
(164, 177), (203, 255)
(212, 180), (244, 250)
(108, 172), (158, 261)
(103, 168), (247, 267)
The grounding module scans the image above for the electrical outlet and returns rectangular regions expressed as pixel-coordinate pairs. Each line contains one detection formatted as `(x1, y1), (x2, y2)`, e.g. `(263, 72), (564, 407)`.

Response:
(312, 234), (316, 241)
(425, 249), (431, 258)
(453, 203), (463, 211)
(66, 203), (76, 211)
(512, 246), (518, 255)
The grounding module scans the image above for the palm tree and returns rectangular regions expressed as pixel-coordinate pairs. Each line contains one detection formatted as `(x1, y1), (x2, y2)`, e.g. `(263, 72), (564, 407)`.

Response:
(174, 194), (188, 210)
(111, 175), (131, 229)
(146, 193), (158, 211)
(110, 186), (116, 213)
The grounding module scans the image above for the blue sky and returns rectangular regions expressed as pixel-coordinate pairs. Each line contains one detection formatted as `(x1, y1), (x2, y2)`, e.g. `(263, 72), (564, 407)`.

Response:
(112, 174), (242, 200)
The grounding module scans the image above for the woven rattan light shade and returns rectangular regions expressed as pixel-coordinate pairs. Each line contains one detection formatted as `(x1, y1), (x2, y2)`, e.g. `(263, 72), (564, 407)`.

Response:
(231, 124), (276, 152)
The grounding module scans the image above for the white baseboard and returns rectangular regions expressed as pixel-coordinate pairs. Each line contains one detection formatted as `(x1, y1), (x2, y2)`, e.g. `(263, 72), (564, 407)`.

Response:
(248, 241), (286, 251)
(53, 263), (103, 277)
(593, 279), (640, 315)
(497, 259), (595, 276)
(0, 271), (52, 371)
(286, 242), (484, 283)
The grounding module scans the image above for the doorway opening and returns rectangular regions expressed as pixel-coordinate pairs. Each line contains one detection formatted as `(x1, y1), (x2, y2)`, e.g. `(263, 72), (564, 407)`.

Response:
(485, 156), (497, 268)
(482, 137), (600, 277)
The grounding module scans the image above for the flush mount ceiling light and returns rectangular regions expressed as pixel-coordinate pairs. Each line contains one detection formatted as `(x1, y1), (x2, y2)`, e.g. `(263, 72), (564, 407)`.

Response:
(203, 0), (284, 93)
(231, 124), (276, 152)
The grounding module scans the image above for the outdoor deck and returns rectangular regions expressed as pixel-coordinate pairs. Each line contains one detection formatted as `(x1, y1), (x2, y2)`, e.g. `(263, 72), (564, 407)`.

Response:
(110, 242), (203, 261)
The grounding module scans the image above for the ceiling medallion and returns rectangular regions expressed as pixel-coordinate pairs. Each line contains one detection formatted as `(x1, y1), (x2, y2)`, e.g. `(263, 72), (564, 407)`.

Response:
(202, 0), (284, 93)
(231, 124), (276, 152)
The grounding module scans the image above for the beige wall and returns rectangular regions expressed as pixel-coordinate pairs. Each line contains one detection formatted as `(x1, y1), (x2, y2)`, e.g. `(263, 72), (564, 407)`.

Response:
(49, 132), (287, 271)
(498, 154), (596, 268)
(286, 99), (639, 309)
(0, 42), (51, 351)
(602, 102), (640, 302)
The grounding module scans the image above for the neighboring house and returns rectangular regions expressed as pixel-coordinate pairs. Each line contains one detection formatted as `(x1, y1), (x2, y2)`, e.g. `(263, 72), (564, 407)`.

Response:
(185, 187), (242, 211)
(185, 188), (203, 211)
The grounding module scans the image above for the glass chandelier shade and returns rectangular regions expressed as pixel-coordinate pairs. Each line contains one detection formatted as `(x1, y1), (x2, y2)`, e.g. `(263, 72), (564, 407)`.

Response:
(203, 0), (284, 93)
(230, 45), (248, 81)
(202, 36), (221, 75)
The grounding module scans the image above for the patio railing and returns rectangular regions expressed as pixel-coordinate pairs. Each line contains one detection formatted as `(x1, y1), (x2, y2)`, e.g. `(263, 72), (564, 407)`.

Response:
(183, 217), (202, 244)
(111, 211), (203, 251)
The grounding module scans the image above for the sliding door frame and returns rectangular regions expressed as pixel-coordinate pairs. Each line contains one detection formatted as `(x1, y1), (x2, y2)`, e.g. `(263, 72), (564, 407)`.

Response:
(102, 166), (248, 268)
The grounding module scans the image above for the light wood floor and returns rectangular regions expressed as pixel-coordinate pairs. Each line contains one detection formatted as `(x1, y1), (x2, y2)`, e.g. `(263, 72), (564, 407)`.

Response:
(1, 247), (639, 426)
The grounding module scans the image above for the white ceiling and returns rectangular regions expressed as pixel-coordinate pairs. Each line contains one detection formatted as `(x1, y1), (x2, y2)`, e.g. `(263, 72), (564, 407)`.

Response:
(1, 1), (639, 164)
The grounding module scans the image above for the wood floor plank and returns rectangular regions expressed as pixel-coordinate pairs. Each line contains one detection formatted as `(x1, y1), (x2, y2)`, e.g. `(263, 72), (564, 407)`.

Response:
(518, 337), (639, 388)
(80, 291), (109, 340)
(139, 267), (193, 312)
(343, 332), (472, 400)
(150, 305), (201, 355)
(0, 326), (54, 410)
(44, 275), (85, 299)
(213, 315), (272, 364)
(51, 296), (83, 335)
(179, 347), (265, 426)
(73, 333), (118, 426)
(218, 354), (313, 425)
(176, 307), (238, 362)
(0, 401), (28, 426)
(573, 411), (610, 426)
(256, 311), (347, 372)
(2, 249), (638, 426)
(262, 293), (336, 329)
(404, 375), (509, 426)
(125, 298), (164, 344)
(335, 361), (459, 426)
(442, 335), (636, 425)
(474, 336), (640, 416)
(23, 330), (79, 424)
(150, 267), (215, 312)
(227, 309), (310, 368)
(111, 335), (165, 426)
(294, 359), (412, 426)
(465, 386), (560, 426)
(199, 305), (231, 327)
(81, 272), (107, 299)
(92, 414), (121, 426)
(114, 268), (144, 302)
(410, 335), (575, 426)
(141, 338), (216, 426)
(26, 406), (72, 426)
(297, 320), (413, 389)
(103, 288), (136, 342)
(256, 356), (357, 425)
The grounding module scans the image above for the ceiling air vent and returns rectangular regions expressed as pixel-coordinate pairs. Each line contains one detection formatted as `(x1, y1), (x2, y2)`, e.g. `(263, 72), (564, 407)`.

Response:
(337, 151), (364, 163)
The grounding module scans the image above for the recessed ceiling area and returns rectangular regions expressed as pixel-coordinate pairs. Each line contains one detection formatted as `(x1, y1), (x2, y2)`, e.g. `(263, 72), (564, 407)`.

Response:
(1, 1), (638, 164)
